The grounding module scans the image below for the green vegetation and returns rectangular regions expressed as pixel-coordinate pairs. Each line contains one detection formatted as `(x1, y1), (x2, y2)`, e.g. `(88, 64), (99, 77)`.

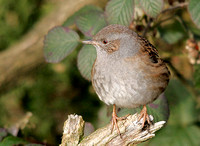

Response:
(1, 0), (200, 145)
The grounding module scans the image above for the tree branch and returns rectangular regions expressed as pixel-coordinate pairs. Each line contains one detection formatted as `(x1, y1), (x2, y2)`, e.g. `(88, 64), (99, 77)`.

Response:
(161, 2), (188, 14)
(142, 17), (153, 37)
(60, 114), (166, 146)
(142, 2), (188, 37)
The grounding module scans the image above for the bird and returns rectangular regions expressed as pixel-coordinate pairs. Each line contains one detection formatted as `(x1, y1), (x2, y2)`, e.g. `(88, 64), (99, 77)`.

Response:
(82, 24), (170, 135)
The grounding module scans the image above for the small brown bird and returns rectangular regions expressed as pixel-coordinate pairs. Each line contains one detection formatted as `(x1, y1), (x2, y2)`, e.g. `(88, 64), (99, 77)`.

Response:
(83, 24), (170, 134)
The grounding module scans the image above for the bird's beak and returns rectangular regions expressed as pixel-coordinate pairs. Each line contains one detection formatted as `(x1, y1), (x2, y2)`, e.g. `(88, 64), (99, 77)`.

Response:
(82, 40), (98, 45)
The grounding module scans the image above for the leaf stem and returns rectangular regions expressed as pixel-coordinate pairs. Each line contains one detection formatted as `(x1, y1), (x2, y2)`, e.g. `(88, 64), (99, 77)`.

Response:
(143, 2), (189, 36)
(142, 17), (153, 37)
(161, 2), (188, 14)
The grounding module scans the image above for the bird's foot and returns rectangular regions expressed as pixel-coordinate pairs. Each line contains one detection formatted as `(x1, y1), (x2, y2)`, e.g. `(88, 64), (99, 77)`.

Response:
(138, 105), (151, 128)
(111, 105), (129, 138)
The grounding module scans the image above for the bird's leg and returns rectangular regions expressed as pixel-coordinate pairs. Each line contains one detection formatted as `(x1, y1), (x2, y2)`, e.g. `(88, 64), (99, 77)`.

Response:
(111, 104), (129, 136)
(138, 105), (151, 127)
(111, 104), (120, 135)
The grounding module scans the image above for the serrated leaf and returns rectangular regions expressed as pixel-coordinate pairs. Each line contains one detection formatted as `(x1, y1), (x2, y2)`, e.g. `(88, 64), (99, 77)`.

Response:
(165, 80), (198, 125)
(134, 0), (145, 20)
(186, 22), (200, 36)
(0, 136), (28, 146)
(44, 26), (79, 63)
(158, 20), (187, 44)
(76, 9), (107, 37)
(139, 0), (164, 18)
(77, 45), (96, 80)
(139, 125), (200, 146)
(105, 0), (134, 26)
(63, 5), (103, 27)
(188, 0), (200, 28)
(194, 64), (200, 88)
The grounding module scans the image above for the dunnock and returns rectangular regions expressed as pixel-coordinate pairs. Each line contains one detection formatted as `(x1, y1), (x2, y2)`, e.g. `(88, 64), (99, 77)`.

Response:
(83, 24), (170, 134)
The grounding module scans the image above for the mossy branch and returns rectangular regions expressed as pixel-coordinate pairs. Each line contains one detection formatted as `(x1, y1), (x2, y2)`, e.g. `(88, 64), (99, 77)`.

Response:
(60, 113), (165, 146)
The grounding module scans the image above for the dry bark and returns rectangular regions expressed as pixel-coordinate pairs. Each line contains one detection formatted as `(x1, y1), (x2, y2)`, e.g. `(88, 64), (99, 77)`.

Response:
(60, 113), (165, 146)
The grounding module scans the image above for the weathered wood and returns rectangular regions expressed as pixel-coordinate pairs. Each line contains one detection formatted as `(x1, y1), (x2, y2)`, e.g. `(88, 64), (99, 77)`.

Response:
(60, 115), (85, 146)
(61, 113), (166, 146)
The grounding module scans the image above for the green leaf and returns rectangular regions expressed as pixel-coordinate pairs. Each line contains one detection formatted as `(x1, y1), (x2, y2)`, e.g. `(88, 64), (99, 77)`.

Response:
(105, 0), (135, 26)
(0, 136), (28, 146)
(0, 128), (7, 141)
(194, 64), (200, 88)
(44, 26), (80, 63)
(134, 0), (145, 20)
(77, 45), (96, 80)
(139, 125), (200, 146)
(63, 5), (103, 27)
(188, 0), (200, 28)
(139, 0), (164, 18)
(76, 9), (107, 37)
(165, 80), (198, 125)
(158, 20), (187, 44)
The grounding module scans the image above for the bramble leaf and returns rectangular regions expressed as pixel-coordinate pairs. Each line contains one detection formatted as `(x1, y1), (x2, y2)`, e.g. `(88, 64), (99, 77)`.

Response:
(63, 5), (102, 27)
(76, 9), (107, 37)
(165, 80), (198, 125)
(140, 125), (200, 146)
(44, 26), (79, 63)
(77, 45), (96, 80)
(158, 20), (187, 44)
(0, 136), (28, 146)
(188, 0), (200, 28)
(139, 0), (164, 18)
(105, 0), (134, 26)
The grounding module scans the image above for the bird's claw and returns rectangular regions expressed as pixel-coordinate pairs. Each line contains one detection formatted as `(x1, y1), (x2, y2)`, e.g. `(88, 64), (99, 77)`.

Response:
(138, 105), (152, 128)
(111, 105), (130, 138)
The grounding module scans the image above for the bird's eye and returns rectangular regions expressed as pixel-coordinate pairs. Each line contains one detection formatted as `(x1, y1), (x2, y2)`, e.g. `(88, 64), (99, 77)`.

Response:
(102, 40), (108, 44)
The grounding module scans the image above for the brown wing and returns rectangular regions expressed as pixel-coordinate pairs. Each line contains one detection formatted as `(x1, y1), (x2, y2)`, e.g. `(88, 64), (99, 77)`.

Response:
(137, 35), (160, 64)
(136, 34), (170, 93)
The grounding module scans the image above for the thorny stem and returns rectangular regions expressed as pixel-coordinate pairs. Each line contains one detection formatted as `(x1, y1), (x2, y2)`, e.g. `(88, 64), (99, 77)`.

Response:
(142, 17), (153, 37)
(161, 2), (188, 14)
(143, 2), (189, 36)
(153, 15), (175, 28)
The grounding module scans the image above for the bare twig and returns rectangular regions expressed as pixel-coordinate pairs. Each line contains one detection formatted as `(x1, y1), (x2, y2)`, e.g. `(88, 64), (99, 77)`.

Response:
(60, 114), (166, 146)
(153, 15), (175, 28)
(142, 17), (153, 37)
(161, 2), (188, 14)
(142, 2), (188, 37)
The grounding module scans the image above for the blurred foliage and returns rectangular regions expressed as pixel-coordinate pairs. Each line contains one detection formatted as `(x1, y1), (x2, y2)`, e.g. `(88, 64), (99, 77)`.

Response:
(0, 0), (45, 51)
(1, 0), (200, 145)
